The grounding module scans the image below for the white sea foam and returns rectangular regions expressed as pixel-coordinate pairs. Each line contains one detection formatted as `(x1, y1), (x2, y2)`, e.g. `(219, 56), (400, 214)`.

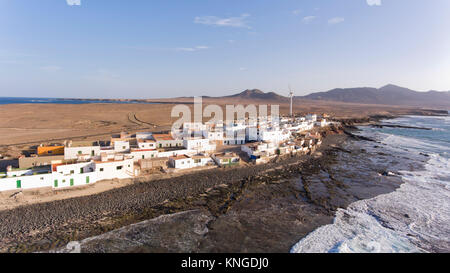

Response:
(291, 116), (450, 253)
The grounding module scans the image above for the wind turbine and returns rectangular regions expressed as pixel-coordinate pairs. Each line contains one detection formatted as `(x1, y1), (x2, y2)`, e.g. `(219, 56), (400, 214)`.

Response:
(288, 85), (294, 118)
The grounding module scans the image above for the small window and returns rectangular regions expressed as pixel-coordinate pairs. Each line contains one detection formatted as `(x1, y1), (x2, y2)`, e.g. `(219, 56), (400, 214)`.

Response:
(78, 151), (82, 155)
(70, 170), (74, 174)
(100, 168), (104, 172)
(116, 166), (123, 170)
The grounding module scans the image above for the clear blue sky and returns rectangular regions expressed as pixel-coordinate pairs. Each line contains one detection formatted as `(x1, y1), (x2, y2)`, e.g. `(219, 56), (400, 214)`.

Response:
(1, 0), (449, 99)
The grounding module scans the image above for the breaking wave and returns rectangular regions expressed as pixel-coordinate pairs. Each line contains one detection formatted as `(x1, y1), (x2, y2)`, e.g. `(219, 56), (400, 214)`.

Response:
(291, 115), (450, 253)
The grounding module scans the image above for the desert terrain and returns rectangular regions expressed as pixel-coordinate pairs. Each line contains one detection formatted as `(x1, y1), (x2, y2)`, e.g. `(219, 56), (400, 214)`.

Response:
(0, 98), (445, 252)
(0, 98), (440, 158)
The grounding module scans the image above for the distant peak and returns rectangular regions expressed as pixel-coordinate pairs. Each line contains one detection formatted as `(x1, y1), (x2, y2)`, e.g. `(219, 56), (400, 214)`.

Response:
(225, 89), (287, 100)
(379, 84), (406, 90)
(241, 89), (264, 94)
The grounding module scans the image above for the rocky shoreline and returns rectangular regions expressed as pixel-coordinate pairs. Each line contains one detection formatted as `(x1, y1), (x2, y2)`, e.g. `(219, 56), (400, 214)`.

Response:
(0, 121), (404, 253)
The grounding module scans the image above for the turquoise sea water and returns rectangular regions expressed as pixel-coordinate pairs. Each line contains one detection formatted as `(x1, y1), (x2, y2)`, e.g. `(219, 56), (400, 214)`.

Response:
(292, 114), (450, 253)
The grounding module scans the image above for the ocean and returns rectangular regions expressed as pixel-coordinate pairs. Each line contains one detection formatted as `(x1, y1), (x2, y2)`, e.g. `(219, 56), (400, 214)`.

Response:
(0, 97), (154, 105)
(291, 114), (450, 253)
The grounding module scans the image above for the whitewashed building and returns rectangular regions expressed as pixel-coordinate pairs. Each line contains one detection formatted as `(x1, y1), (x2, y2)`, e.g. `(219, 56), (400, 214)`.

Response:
(315, 119), (328, 127)
(191, 154), (215, 168)
(65, 146), (101, 160)
(169, 155), (194, 169)
(241, 142), (277, 159)
(212, 153), (240, 167)
(153, 133), (183, 148)
(128, 149), (158, 162)
(259, 129), (291, 144)
(306, 114), (317, 122)
(183, 138), (216, 153)
(203, 130), (224, 141)
(114, 140), (130, 153)
(137, 139), (156, 150)
(95, 156), (134, 180)
(136, 132), (153, 140)
(157, 148), (196, 158)
(246, 126), (259, 142)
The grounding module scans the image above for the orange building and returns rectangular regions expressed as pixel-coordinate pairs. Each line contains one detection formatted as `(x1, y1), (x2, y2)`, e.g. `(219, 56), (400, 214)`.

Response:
(37, 146), (65, 156)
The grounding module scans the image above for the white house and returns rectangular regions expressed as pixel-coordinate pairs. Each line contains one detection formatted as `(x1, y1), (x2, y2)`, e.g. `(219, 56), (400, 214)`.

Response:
(224, 122), (246, 145)
(169, 155), (194, 169)
(114, 140), (130, 153)
(183, 138), (216, 152)
(245, 127), (259, 142)
(183, 138), (208, 150)
(0, 161), (98, 191)
(315, 119), (328, 127)
(0, 173), (53, 191)
(205, 120), (224, 131)
(65, 146), (101, 160)
(299, 121), (314, 132)
(241, 142), (277, 159)
(157, 148), (196, 158)
(259, 129), (291, 144)
(137, 139), (156, 150)
(53, 161), (95, 176)
(191, 154), (215, 167)
(306, 114), (317, 122)
(183, 122), (206, 132)
(128, 149), (158, 162)
(52, 161), (97, 189)
(203, 130), (224, 141)
(153, 133), (183, 148)
(95, 157), (134, 180)
(136, 132), (153, 140)
(212, 153), (240, 167)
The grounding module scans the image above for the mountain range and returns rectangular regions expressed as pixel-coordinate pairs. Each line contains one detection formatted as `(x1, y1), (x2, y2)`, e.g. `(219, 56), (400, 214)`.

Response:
(223, 85), (450, 107)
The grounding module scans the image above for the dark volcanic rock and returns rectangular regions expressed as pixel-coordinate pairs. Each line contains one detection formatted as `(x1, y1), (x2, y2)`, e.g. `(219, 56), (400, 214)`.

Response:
(0, 129), (403, 253)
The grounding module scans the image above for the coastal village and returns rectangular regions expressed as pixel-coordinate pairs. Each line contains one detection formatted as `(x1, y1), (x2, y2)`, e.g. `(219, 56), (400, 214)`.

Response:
(0, 114), (332, 192)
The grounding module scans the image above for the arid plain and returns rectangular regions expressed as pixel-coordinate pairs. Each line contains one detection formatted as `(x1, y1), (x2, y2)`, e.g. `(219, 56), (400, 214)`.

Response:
(0, 97), (433, 156)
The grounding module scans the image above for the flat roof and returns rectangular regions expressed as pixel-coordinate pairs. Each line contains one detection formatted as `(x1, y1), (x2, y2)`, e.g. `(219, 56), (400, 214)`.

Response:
(191, 155), (210, 159)
(153, 134), (175, 141)
(94, 158), (129, 164)
(138, 139), (156, 143)
(131, 148), (157, 152)
(214, 153), (239, 158)
(170, 155), (190, 160)
(140, 157), (169, 161)
(69, 142), (100, 148)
